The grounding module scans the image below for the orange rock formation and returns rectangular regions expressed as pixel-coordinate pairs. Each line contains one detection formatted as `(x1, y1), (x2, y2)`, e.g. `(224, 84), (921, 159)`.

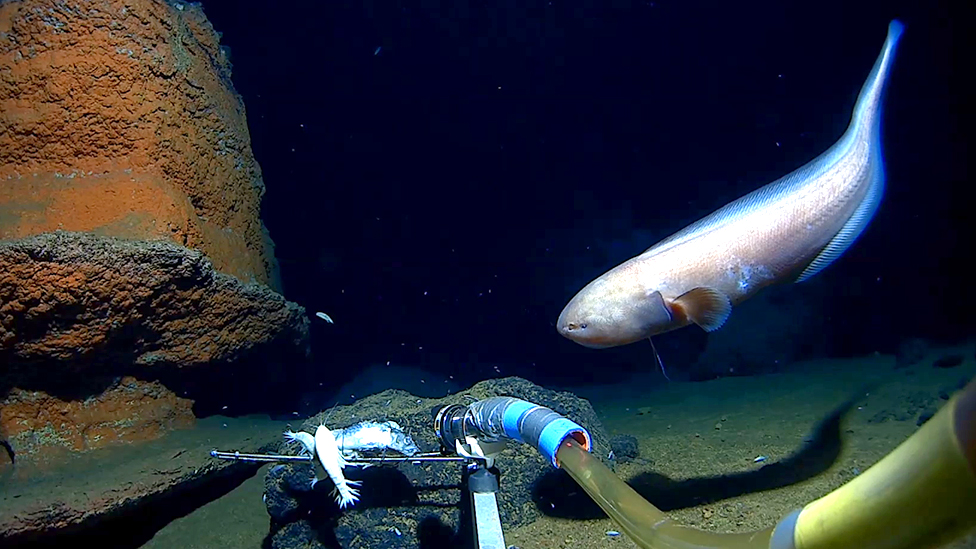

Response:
(0, 0), (308, 465)
(0, 0), (281, 289)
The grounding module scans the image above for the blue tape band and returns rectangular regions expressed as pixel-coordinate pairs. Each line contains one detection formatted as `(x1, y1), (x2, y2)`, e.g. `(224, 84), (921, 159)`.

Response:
(501, 400), (536, 443)
(538, 418), (590, 468)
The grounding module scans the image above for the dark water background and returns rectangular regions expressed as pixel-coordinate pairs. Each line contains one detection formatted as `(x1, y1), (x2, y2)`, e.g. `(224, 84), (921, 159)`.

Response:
(199, 0), (969, 393)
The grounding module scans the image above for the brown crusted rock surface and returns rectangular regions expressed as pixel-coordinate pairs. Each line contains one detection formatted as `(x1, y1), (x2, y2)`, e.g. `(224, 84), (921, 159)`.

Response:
(0, 232), (310, 460)
(0, 232), (307, 369)
(0, 0), (281, 290)
(0, 414), (286, 543)
(1, 376), (195, 462)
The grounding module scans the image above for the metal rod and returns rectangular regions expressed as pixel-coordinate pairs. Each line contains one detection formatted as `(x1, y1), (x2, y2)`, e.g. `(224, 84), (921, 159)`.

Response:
(210, 449), (471, 464)
(210, 450), (312, 463)
(351, 454), (469, 463)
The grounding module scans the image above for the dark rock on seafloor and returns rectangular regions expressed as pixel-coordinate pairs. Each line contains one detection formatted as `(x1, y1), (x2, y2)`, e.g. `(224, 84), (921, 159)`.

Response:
(916, 409), (936, 427)
(895, 338), (928, 369)
(932, 354), (964, 369)
(868, 390), (938, 424)
(270, 521), (329, 549)
(609, 434), (640, 464)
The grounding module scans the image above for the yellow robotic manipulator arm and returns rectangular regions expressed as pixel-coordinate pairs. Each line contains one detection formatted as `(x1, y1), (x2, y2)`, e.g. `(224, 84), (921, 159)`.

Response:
(556, 376), (976, 549)
(784, 375), (976, 549)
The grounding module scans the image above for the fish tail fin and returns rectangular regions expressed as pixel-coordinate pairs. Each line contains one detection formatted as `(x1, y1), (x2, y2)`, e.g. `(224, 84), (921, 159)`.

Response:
(797, 20), (903, 283)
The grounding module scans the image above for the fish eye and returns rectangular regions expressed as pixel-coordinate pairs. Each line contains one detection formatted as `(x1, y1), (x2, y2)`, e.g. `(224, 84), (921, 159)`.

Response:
(580, 323), (587, 329)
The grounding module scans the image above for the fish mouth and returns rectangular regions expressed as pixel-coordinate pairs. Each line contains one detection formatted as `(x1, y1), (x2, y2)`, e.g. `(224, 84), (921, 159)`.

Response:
(557, 301), (596, 343)
(556, 316), (582, 340)
(558, 324), (582, 339)
(555, 308), (572, 338)
(557, 321), (592, 344)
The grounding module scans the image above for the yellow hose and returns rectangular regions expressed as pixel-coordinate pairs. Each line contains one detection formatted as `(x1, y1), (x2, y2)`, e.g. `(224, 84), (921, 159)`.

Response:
(556, 435), (774, 548)
(555, 376), (976, 549)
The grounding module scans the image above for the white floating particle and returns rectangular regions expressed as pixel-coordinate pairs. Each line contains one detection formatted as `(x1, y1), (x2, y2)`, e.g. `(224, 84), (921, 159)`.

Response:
(315, 312), (334, 323)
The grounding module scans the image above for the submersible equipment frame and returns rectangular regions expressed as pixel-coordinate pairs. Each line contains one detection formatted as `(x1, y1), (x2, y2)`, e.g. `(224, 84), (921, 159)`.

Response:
(210, 396), (580, 549)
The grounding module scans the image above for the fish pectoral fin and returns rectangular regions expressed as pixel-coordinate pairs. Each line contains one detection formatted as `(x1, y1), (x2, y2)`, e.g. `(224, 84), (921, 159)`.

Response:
(672, 287), (732, 332)
(647, 290), (671, 311)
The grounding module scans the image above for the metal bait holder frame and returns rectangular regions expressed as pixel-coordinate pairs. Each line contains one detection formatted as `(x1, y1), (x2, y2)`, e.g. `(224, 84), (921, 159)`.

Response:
(211, 403), (512, 549)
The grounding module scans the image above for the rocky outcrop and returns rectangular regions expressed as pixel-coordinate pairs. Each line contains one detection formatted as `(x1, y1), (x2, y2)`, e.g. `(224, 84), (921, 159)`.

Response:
(0, 232), (310, 462)
(0, 0), (309, 467)
(0, 0), (281, 290)
(0, 232), (306, 373)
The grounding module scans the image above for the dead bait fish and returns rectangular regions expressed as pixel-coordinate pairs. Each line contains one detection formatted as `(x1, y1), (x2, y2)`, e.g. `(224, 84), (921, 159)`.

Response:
(332, 420), (421, 457)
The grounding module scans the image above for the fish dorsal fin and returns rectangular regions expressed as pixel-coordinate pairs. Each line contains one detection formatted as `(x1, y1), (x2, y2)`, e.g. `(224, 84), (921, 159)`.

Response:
(795, 162), (884, 283)
(640, 168), (822, 259)
(672, 287), (732, 332)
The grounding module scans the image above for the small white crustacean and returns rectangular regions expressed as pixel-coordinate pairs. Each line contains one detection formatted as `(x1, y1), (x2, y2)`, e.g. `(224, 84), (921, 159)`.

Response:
(313, 424), (361, 509)
(315, 311), (334, 324)
(283, 426), (361, 509)
(284, 430), (316, 456)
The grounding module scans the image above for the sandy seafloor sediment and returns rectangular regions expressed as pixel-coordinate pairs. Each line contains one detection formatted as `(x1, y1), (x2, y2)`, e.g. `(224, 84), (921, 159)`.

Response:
(138, 343), (976, 549)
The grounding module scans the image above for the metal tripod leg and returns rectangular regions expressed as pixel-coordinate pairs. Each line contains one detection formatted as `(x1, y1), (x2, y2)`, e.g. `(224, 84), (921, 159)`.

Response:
(467, 464), (506, 549)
